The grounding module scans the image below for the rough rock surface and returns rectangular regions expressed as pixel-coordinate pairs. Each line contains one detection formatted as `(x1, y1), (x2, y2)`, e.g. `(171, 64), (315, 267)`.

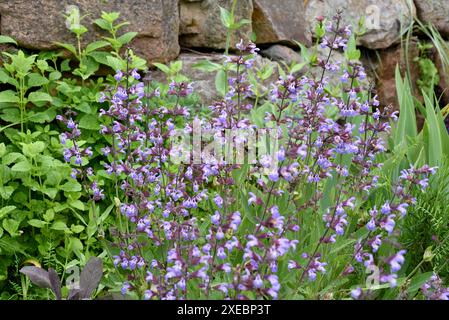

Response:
(305, 0), (416, 49)
(434, 43), (449, 106)
(415, 1), (449, 37)
(375, 41), (421, 109)
(252, 0), (310, 46)
(0, 0), (180, 63)
(152, 52), (279, 106)
(179, 0), (253, 49)
(261, 45), (302, 66)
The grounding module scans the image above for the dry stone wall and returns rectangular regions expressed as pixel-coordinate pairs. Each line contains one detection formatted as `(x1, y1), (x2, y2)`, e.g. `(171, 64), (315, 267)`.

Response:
(0, 0), (448, 107)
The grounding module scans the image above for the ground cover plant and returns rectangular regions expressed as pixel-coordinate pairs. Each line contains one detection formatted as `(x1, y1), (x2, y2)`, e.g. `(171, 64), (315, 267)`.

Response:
(1, 6), (449, 300)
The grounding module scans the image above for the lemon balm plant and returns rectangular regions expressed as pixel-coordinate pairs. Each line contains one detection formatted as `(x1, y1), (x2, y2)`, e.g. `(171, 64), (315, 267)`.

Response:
(0, 9), (144, 299)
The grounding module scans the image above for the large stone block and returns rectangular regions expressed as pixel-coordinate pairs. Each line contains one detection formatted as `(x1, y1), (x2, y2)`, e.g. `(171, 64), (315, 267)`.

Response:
(415, 1), (449, 37)
(0, 0), (180, 63)
(179, 0), (253, 50)
(305, 0), (416, 49)
(252, 0), (310, 46)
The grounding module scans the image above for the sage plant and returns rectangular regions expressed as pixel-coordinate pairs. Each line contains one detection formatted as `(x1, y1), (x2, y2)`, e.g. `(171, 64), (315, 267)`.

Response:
(61, 12), (439, 300)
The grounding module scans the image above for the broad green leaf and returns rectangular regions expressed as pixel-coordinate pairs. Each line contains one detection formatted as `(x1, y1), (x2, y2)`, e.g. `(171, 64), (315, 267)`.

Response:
(153, 62), (170, 74)
(71, 225), (85, 233)
(0, 35), (17, 45)
(28, 219), (48, 228)
(60, 181), (82, 192)
(219, 6), (233, 28)
(85, 40), (110, 53)
(94, 18), (112, 31)
(69, 237), (84, 259)
(0, 108), (21, 123)
(55, 42), (77, 56)
(11, 160), (32, 172)
(26, 73), (49, 87)
(215, 69), (227, 97)
(51, 221), (68, 231)
(69, 199), (85, 211)
(117, 32), (138, 45)
(192, 60), (222, 72)
(0, 143), (5, 157)
(2, 219), (20, 237)
(2, 152), (23, 165)
(0, 206), (16, 219)
(0, 69), (17, 86)
(49, 71), (62, 81)
(79, 113), (100, 130)
(0, 90), (19, 104)
(22, 141), (45, 157)
(0, 185), (14, 200)
(28, 92), (53, 105)
(105, 56), (123, 71)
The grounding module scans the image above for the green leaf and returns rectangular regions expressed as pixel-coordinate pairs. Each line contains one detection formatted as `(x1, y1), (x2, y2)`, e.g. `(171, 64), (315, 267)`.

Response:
(22, 141), (45, 157)
(2, 219), (20, 237)
(0, 186), (14, 200)
(423, 92), (443, 166)
(49, 71), (62, 81)
(0, 206), (16, 219)
(2, 152), (24, 165)
(94, 18), (111, 31)
(408, 272), (433, 294)
(11, 160), (32, 172)
(117, 32), (138, 45)
(28, 219), (48, 228)
(60, 181), (82, 192)
(0, 35), (17, 45)
(51, 221), (68, 231)
(69, 199), (85, 211)
(70, 225), (85, 233)
(79, 113), (100, 130)
(28, 92), (53, 105)
(54, 42), (77, 57)
(0, 143), (5, 157)
(219, 6), (233, 28)
(85, 40), (110, 53)
(170, 61), (183, 74)
(88, 51), (110, 66)
(0, 69), (17, 86)
(153, 62), (170, 74)
(26, 73), (49, 87)
(215, 69), (227, 97)
(69, 237), (84, 259)
(0, 90), (19, 104)
(43, 209), (55, 222)
(0, 108), (21, 123)
(192, 60), (222, 72)
(105, 56), (123, 71)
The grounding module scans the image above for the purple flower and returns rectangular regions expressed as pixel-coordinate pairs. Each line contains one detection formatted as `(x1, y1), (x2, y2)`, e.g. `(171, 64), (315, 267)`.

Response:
(114, 70), (124, 81)
(388, 250), (406, 272)
(213, 194), (224, 209)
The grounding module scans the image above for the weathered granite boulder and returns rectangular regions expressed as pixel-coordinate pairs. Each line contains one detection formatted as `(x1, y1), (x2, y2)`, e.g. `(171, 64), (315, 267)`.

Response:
(305, 0), (416, 49)
(179, 0), (253, 50)
(0, 0), (180, 63)
(252, 0), (310, 46)
(415, 1), (449, 37)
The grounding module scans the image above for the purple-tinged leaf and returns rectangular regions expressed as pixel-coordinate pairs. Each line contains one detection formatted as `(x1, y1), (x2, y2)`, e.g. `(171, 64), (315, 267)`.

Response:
(79, 257), (103, 299)
(67, 288), (80, 300)
(48, 268), (62, 300)
(20, 266), (51, 289)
